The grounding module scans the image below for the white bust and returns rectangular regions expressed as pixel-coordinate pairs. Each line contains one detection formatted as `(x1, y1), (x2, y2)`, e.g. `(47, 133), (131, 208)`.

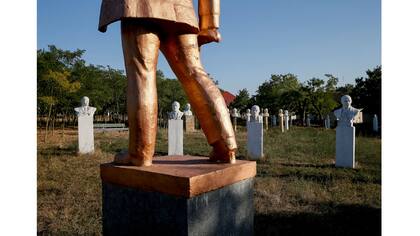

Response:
(74, 96), (96, 116)
(244, 108), (251, 121)
(263, 108), (270, 117)
(250, 105), (263, 123)
(231, 108), (240, 118)
(168, 101), (183, 120)
(183, 103), (193, 116)
(284, 110), (289, 117)
(278, 109), (284, 117)
(334, 95), (361, 127)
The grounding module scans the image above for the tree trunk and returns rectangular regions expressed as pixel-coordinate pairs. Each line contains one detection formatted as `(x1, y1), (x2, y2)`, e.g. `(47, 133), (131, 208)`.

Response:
(52, 114), (55, 137)
(44, 104), (53, 142)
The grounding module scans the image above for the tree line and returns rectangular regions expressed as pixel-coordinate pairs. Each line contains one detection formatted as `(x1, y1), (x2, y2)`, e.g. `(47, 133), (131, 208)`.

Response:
(37, 45), (381, 130)
(229, 67), (381, 126)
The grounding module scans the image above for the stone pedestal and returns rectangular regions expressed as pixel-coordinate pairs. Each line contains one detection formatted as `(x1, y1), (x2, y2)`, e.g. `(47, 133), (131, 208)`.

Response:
(373, 115), (379, 132)
(232, 117), (237, 131)
(325, 116), (331, 129)
(336, 126), (355, 168)
(184, 115), (195, 133)
(77, 115), (94, 154)
(263, 116), (269, 130)
(271, 115), (277, 127)
(285, 116), (289, 130)
(101, 156), (256, 236)
(247, 122), (263, 160)
(168, 119), (183, 155)
(279, 116), (284, 133)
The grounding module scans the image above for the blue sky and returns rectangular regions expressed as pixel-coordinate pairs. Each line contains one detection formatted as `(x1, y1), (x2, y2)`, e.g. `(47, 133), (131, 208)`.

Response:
(38, 0), (381, 95)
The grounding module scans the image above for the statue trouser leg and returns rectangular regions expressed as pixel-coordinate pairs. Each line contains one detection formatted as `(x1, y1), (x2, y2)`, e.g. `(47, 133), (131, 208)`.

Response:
(160, 34), (237, 163)
(117, 20), (160, 166)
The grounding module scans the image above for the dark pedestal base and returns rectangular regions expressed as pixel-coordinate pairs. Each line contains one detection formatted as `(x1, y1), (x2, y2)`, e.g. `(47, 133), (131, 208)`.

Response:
(101, 156), (256, 236)
(102, 178), (254, 236)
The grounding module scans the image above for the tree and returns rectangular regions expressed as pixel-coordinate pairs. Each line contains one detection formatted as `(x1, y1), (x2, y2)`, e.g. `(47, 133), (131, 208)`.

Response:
(229, 89), (250, 111)
(255, 74), (301, 112)
(305, 75), (339, 120)
(351, 66), (381, 117)
(156, 70), (188, 117)
(336, 84), (354, 98)
(38, 69), (81, 139)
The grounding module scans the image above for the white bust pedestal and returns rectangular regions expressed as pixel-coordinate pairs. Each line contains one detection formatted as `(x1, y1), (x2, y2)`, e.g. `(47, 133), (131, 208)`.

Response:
(247, 122), (263, 160)
(168, 119), (183, 155)
(373, 114), (379, 132)
(75, 107), (96, 154)
(335, 123), (355, 168)
(278, 114), (284, 133)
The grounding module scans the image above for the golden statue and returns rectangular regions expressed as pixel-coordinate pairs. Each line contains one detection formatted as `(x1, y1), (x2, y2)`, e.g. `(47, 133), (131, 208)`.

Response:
(99, 0), (237, 166)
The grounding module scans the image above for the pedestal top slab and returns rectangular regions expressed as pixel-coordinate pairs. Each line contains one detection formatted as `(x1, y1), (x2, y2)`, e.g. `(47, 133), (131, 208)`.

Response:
(100, 155), (256, 198)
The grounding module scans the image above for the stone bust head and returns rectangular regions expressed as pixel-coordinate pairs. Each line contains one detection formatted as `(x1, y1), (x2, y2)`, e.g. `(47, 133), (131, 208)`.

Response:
(231, 108), (240, 118)
(341, 95), (352, 109)
(263, 108), (269, 117)
(183, 103), (193, 116)
(284, 110), (289, 116)
(81, 96), (90, 107)
(168, 101), (183, 120)
(243, 108), (251, 121)
(250, 105), (263, 123)
(172, 101), (180, 112)
(334, 95), (360, 127)
(75, 96), (96, 116)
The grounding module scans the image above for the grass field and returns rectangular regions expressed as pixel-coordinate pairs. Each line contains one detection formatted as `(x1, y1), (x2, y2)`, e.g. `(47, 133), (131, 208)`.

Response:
(37, 126), (381, 236)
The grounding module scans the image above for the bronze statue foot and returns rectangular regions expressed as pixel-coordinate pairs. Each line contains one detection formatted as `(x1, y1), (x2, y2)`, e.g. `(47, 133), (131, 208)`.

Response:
(114, 151), (153, 167)
(209, 149), (236, 164)
(209, 140), (236, 164)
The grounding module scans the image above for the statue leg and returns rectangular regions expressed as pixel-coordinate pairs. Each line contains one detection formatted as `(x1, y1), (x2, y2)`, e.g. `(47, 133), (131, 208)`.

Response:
(116, 20), (160, 166)
(160, 34), (237, 163)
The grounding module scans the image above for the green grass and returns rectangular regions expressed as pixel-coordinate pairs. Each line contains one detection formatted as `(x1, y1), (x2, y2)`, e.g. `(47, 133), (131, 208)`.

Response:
(37, 126), (381, 235)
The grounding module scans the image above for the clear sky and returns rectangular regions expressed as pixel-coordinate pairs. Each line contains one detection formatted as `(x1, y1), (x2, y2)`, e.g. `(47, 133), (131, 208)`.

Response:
(38, 0), (381, 95)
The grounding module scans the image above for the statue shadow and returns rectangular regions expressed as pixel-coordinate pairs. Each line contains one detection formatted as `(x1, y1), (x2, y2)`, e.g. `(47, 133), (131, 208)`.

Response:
(280, 163), (335, 169)
(254, 203), (381, 236)
(38, 143), (78, 157)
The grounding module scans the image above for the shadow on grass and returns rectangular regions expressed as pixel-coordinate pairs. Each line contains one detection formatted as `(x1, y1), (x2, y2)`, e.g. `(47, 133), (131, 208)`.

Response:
(255, 203), (381, 236)
(38, 143), (78, 156)
(280, 163), (335, 169)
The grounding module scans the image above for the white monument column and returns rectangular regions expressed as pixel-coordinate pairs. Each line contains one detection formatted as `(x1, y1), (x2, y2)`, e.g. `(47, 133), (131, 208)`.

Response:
(244, 109), (251, 124)
(284, 110), (289, 131)
(306, 114), (311, 127)
(168, 101), (184, 155)
(74, 96), (96, 154)
(278, 109), (284, 133)
(230, 108), (241, 131)
(334, 95), (361, 168)
(247, 105), (264, 160)
(271, 115), (277, 127)
(325, 115), (331, 129)
(262, 108), (269, 130)
(373, 114), (379, 132)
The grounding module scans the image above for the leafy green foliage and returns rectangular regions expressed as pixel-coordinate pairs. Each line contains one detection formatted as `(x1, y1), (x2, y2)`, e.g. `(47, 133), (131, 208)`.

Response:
(37, 46), (190, 124)
(37, 45), (381, 128)
(229, 89), (251, 111)
(351, 66), (381, 117)
(255, 74), (301, 112)
(305, 75), (339, 119)
(156, 72), (188, 117)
